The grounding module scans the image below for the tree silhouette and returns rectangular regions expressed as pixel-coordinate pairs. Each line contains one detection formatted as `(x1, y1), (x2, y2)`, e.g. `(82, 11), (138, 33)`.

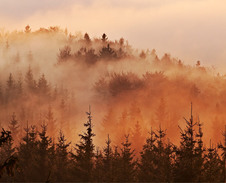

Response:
(25, 25), (31, 33)
(203, 140), (222, 182)
(58, 45), (71, 63)
(138, 128), (157, 181)
(119, 135), (136, 182)
(218, 125), (226, 182)
(73, 106), (95, 182)
(38, 74), (50, 98)
(101, 33), (108, 42)
(46, 106), (56, 139)
(8, 113), (19, 144)
(0, 129), (17, 180)
(54, 130), (71, 181)
(84, 33), (91, 44)
(25, 66), (37, 93)
(36, 123), (52, 181)
(102, 134), (113, 182)
(99, 44), (117, 60)
(174, 103), (201, 182)
(16, 123), (38, 181)
(93, 148), (104, 182)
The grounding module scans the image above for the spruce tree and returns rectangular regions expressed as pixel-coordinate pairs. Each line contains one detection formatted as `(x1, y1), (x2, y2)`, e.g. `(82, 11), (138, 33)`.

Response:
(138, 128), (157, 181)
(73, 107), (95, 181)
(38, 74), (50, 98)
(218, 125), (226, 182)
(194, 119), (205, 181)
(54, 130), (71, 181)
(153, 126), (173, 182)
(6, 73), (15, 102)
(112, 146), (121, 182)
(36, 123), (52, 181)
(138, 127), (174, 182)
(93, 148), (104, 182)
(8, 113), (19, 145)
(131, 121), (145, 154)
(203, 140), (222, 182)
(84, 33), (91, 44)
(25, 66), (36, 93)
(173, 104), (201, 182)
(0, 129), (16, 181)
(46, 106), (56, 140)
(119, 135), (136, 182)
(16, 123), (38, 181)
(99, 44), (117, 60)
(103, 134), (113, 182)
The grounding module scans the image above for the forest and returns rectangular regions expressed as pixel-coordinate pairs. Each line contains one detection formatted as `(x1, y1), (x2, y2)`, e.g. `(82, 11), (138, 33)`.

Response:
(0, 26), (225, 182)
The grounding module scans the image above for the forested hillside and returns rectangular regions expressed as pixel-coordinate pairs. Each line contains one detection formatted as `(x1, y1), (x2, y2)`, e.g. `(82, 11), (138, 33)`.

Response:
(0, 26), (225, 182)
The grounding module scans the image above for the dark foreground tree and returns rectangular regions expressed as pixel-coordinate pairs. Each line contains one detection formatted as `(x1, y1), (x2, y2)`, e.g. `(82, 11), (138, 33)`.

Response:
(54, 130), (71, 181)
(173, 104), (204, 182)
(119, 135), (136, 182)
(72, 107), (95, 181)
(0, 129), (17, 180)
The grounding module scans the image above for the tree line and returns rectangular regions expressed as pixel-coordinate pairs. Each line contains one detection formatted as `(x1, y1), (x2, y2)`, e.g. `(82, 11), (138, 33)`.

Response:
(0, 105), (225, 182)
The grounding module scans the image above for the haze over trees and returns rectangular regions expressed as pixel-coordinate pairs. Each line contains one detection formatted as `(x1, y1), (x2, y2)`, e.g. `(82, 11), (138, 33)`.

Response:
(0, 26), (225, 181)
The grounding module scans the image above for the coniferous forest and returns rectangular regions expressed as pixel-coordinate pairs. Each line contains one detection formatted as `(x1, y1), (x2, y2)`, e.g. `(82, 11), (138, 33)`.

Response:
(0, 27), (225, 182)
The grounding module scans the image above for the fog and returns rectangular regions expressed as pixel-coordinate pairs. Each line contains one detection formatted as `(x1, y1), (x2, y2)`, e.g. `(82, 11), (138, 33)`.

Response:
(1, 0), (226, 69)
(0, 27), (225, 151)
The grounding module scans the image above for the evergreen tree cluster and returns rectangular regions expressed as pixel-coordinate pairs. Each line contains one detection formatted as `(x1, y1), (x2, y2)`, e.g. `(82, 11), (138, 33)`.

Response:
(0, 67), (75, 141)
(0, 106), (225, 182)
(58, 33), (129, 65)
(0, 67), (70, 105)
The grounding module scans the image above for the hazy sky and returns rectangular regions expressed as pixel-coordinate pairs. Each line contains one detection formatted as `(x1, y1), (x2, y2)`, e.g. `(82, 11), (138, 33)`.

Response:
(1, 0), (226, 70)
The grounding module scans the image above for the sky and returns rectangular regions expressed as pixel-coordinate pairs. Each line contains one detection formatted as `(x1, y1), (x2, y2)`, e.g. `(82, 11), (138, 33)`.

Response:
(1, 0), (226, 70)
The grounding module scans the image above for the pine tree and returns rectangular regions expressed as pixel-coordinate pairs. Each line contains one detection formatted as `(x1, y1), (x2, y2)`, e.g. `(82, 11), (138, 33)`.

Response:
(112, 146), (121, 182)
(0, 128), (16, 180)
(138, 128), (157, 181)
(131, 121), (145, 154)
(99, 44), (117, 60)
(73, 107), (95, 181)
(103, 134), (113, 182)
(101, 33), (108, 42)
(218, 125), (226, 182)
(119, 135), (136, 182)
(194, 119), (205, 181)
(58, 45), (71, 63)
(8, 113), (19, 145)
(54, 130), (71, 181)
(59, 98), (66, 130)
(173, 103), (200, 182)
(6, 73), (15, 102)
(16, 75), (23, 97)
(203, 140), (222, 182)
(154, 126), (173, 182)
(36, 123), (52, 181)
(38, 74), (50, 98)
(16, 123), (38, 181)
(25, 66), (36, 93)
(46, 106), (56, 139)
(84, 33), (91, 44)
(6, 73), (14, 91)
(85, 49), (98, 65)
(93, 148), (104, 182)
(24, 25), (31, 33)
(138, 126), (174, 182)
(155, 97), (168, 129)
